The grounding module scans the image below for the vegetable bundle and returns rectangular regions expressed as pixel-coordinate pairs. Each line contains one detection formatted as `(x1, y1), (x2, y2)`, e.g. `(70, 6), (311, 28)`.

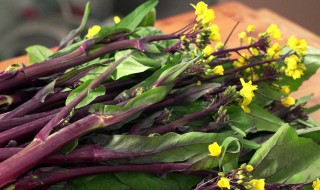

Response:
(1, 1), (320, 189)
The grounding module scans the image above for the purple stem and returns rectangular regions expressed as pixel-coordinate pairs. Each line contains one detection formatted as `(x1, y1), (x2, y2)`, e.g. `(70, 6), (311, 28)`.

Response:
(35, 52), (132, 141)
(1, 89), (69, 120)
(142, 96), (229, 135)
(0, 105), (148, 187)
(0, 34), (177, 93)
(0, 115), (54, 147)
(10, 163), (190, 190)
(0, 108), (61, 132)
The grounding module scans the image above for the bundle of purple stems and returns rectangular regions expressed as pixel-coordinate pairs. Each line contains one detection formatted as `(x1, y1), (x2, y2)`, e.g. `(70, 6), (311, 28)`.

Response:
(0, 4), (301, 190)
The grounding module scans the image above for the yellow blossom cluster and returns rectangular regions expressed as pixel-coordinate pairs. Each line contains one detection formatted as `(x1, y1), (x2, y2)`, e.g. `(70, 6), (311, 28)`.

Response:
(266, 24), (282, 40)
(267, 43), (282, 59)
(191, 1), (215, 26)
(239, 78), (258, 113)
(233, 54), (250, 68)
(209, 24), (221, 42)
(237, 24), (256, 44)
(283, 54), (306, 80)
(287, 35), (307, 55)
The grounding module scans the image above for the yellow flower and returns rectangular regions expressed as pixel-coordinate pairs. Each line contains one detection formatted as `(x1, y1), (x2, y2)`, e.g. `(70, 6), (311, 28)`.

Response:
(201, 9), (215, 26)
(209, 24), (221, 42)
(85, 25), (101, 38)
(217, 177), (231, 189)
(246, 165), (254, 172)
(247, 37), (254, 44)
(208, 142), (222, 157)
(281, 86), (290, 95)
(287, 35), (307, 55)
(215, 42), (225, 51)
(203, 45), (213, 57)
(314, 185), (320, 190)
(250, 179), (265, 190)
(197, 80), (202, 86)
(267, 43), (282, 59)
(241, 97), (251, 113)
(113, 16), (121, 24)
(240, 78), (258, 101)
(212, 65), (224, 75)
(233, 54), (250, 68)
(191, 1), (208, 16)
(284, 55), (306, 80)
(281, 96), (296, 107)
(239, 78), (258, 113)
(313, 179), (320, 190)
(249, 47), (260, 56)
(247, 24), (255, 33)
(238, 31), (247, 42)
(266, 24), (282, 40)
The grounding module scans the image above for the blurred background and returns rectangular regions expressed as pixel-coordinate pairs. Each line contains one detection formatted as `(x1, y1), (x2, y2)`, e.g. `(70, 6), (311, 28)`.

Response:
(0, 0), (318, 61)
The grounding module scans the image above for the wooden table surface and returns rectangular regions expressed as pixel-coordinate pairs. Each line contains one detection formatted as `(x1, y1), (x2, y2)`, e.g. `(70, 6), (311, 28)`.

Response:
(1, 2), (320, 121)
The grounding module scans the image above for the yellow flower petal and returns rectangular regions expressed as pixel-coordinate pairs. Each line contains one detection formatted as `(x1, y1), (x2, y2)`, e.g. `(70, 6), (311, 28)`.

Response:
(281, 96), (295, 107)
(217, 177), (231, 189)
(208, 142), (222, 157)
(212, 65), (224, 75)
(113, 16), (121, 24)
(203, 45), (213, 57)
(250, 179), (265, 190)
(85, 25), (101, 39)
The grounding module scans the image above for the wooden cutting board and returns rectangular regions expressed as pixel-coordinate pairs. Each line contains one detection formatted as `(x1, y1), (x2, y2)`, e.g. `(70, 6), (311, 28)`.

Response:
(1, 2), (320, 121)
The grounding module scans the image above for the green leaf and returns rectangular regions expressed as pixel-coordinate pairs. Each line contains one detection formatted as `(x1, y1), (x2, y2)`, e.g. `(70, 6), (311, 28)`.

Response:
(249, 124), (320, 183)
(219, 137), (241, 171)
(116, 63), (175, 100)
(34, 79), (57, 103)
(65, 79), (106, 109)
(59, 2), (91, 48)
(249, 103), (285, 132)
(64, 173), (200, 190)
(227, 106), (253, 131)
(92, 132), (254, 166)
(25, 45), (53, 64)
(230, 125), (247, 137)
(306, 105), (320, 114)
(115, 173), (200, 190)
(69, 174), (129, 190)
(124, 86), (171, 110)
(111, 50), (165, 80)
(153, 56), (200, 87)
(296, 94), (313, 106)
(89, 104), (124, 115)
(254, 82), (282, 107)
(138, 9), (156, 27)
(59, 138), (79, 154)
(115, 0), (158, 30)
